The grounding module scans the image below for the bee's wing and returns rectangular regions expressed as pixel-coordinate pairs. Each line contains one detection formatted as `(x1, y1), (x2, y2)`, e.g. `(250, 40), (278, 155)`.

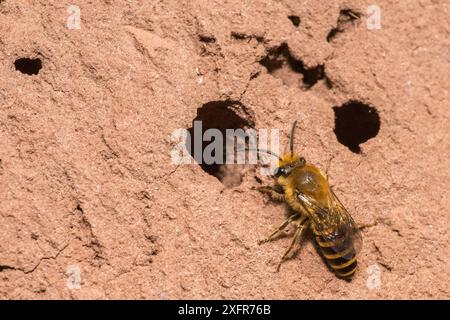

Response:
(328, 188), (363, 254)
(297, 189), (363, 254)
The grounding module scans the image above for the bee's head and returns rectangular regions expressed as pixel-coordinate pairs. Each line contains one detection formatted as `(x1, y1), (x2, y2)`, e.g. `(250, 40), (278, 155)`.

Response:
(274, 154), (306, 177)
(274, 121), (306, 178)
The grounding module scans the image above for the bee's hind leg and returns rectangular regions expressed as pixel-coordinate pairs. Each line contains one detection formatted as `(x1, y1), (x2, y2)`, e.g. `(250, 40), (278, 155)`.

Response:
(276, 219), (309, 272)
(258, 213), (300, 245)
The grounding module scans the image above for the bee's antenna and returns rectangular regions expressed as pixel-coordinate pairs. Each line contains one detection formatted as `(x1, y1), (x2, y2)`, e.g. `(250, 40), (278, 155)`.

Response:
(290, 120), (298, 155)
(237, 147), (281, 161)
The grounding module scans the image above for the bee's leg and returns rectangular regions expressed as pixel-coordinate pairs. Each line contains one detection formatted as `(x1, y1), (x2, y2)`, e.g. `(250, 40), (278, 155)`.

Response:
(256, 186), (284, 202)
(258, 213), (300, 245)
(358, 222), (377, 230)
(324, 156), (334, 180)
(276, 219), (309, 272)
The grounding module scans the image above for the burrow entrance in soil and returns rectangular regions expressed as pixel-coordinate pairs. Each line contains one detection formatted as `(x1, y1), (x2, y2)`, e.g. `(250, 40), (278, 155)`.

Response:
(187, 100), (256, 188)
(333, 100), (380, 153)
(14, 57), (42, 75)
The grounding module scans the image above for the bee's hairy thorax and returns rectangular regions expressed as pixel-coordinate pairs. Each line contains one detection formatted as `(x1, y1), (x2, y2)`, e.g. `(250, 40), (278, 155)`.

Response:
(279, 164), (330, 210)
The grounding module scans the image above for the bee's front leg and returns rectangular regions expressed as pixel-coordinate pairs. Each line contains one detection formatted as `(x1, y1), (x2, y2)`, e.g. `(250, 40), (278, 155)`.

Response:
(256, 185), (285, 202)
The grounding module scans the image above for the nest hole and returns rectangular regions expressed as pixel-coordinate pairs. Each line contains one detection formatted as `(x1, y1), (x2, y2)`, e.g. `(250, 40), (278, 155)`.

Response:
(288, 15), (300, 27)
(333, 101), (380, 153)
(14, 57), (42, 75)
(186, 101), (255, 188)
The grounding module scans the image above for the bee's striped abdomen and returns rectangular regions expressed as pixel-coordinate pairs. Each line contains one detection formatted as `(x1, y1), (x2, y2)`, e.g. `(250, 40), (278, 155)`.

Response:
(314, 233), (358, 279)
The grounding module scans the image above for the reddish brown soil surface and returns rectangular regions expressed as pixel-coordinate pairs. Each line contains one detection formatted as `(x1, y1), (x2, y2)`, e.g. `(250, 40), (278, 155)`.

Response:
(0, 0), (449, 299)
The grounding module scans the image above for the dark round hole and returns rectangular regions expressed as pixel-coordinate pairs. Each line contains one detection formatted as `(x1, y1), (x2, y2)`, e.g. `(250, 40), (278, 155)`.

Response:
(14, 57), (42, 75)
(333, 101), (380, 153)
(288, 15), (300, 27)
(186, 100), (255, 188)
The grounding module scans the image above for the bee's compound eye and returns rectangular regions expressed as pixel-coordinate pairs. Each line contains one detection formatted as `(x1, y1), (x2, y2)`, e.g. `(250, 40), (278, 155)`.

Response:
(274, 167), (283, 177)
(299, 157), (306, 165)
